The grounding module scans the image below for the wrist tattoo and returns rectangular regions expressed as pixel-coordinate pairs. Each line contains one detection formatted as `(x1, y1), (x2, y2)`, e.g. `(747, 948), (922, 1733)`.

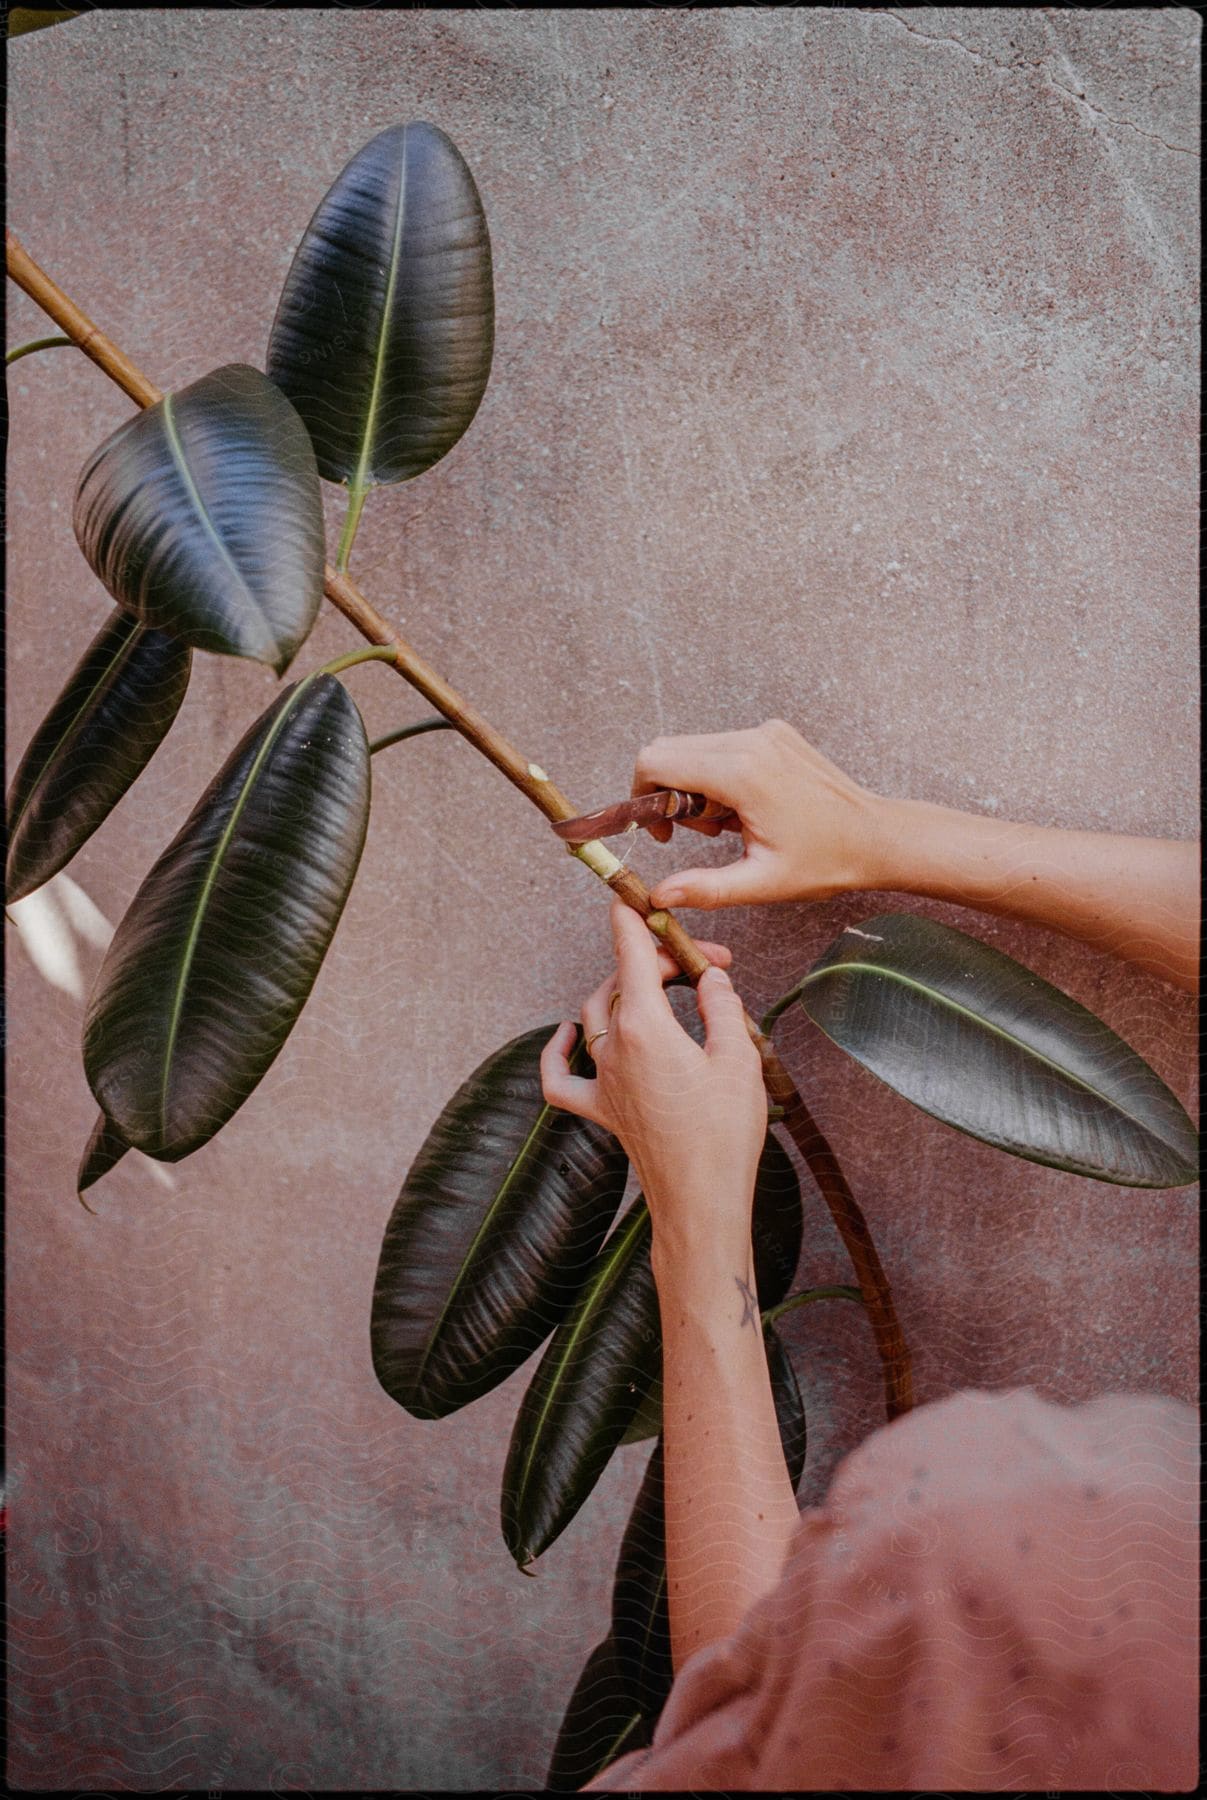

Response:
(735, 1274), (759, 1330)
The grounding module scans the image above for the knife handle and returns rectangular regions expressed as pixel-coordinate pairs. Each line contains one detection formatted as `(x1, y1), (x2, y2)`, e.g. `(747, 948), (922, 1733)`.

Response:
(660, 789), (733, 823)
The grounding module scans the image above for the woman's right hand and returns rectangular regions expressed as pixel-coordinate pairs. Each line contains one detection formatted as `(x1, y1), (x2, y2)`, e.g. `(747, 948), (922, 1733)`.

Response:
(635, 718), (886, 911)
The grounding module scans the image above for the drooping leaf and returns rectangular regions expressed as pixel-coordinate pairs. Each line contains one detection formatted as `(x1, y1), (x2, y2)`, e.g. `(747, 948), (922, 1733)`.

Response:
(370, 1025), (629, 1422)
(752, 1132), (805, 1303)
(502, 1198), (657, 1570)
(612, 1324), (806, 1723)
(790, 913), (1198, 1188)
(77, 1110), (130, 1203)
(73, 364), (325, 675)
(6, 609), (191, 903)
(267, 121), (495, 489)
(82, 673), (369, 1163)
(546, 1637), (652, 1792)
(620, 1131), (802, 1446)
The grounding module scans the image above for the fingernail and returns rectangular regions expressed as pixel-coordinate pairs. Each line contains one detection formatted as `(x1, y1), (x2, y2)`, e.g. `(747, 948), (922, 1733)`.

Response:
(656, 886), (683, 907)
(701, 964), (730, 987)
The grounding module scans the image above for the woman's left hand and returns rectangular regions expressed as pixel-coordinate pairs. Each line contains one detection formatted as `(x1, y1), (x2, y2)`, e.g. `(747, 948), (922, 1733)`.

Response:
(540, 900), (767, 1267)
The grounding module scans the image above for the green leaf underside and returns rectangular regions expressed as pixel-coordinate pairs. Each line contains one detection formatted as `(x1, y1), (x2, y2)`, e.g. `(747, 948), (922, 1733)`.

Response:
(612, 1326), (806, 1723)
(546, 1637), (652, 1791)
(6, 609), (191, 903)
(371, 1025), (628, 1420)
(73, 363), (325, 674)
(82, 674), (370, 1161)
(798, 913), (1198, 1188)
(266, 121), (494, 487)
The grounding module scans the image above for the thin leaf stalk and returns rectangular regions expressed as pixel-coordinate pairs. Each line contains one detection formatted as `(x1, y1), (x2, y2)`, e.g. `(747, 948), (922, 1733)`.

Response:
(6, 228), (913, 1420)
(6, 333), (75, 365)
(761, 1051), (914, 1417)
(761, 973), (822, 1036)
(369, 717), (455, 755)
(761, 1284), (861, 1332)
(317, 643), (402, 679)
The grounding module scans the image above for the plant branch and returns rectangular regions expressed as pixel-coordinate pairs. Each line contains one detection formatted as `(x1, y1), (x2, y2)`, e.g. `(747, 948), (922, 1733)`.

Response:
(762, 1062), (913, 1416)
(6, 227), (913, 1420)
(7, 233), (162, 406)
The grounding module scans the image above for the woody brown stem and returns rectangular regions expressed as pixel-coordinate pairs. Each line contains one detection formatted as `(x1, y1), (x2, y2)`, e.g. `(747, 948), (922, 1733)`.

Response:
(756, 1046), (914, 1416)
(6, 228), (912, 1419)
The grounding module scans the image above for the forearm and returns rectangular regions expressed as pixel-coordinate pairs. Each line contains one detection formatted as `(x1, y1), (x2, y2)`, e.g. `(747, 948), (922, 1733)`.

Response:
(864, 795), (1200, 994)
(650, 1223), (801, 1676)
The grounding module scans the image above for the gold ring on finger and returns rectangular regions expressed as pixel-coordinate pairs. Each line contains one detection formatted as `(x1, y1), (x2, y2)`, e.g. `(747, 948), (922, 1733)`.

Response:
(585, 1028), (610, 1058)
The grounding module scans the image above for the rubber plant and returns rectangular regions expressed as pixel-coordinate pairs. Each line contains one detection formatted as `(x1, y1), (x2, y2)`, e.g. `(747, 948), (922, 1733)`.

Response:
(6, 121), (1197, 1785)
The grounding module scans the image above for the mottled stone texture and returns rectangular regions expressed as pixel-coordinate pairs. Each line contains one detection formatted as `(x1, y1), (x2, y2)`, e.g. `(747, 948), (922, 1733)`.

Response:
(5, 9), (1198, 1790)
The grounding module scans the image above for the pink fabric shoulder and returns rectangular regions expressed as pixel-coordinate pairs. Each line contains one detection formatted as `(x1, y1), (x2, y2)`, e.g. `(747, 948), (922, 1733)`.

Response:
(584, 1386), (1198, 1792)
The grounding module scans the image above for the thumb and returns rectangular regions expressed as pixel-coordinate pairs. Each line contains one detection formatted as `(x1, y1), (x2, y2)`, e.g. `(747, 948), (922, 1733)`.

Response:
(650, 852), (769, 912)
(695, 963), (748, 1052)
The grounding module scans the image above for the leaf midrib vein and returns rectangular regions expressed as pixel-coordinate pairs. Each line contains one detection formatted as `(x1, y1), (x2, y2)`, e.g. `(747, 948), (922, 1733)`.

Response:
(412, 1065), (562, 1398)
(161, 389), (280, 663)
(8, 619), (143, 848)
(158, 677), (313, 1143)
(806, 958), (1183, 1150)
(351, 127), (408, 494)
(512, 1201), (652, 1539)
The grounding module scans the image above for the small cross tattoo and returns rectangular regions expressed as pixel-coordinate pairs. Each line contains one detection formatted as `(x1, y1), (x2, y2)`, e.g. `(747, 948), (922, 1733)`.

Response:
(735, 1274), (759, 1330)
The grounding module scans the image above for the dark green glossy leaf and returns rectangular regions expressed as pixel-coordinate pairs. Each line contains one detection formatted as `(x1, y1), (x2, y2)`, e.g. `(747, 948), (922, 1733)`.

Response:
(752, 1130), (805, 1308)
(503, 1127), (802, 1557)
(73, 364), (325, 675)
(82, 673), (369, 1164)
(612, 1324), (806, 1723)
(266, 122), (494, 488)
(371, 1025), (629, 1422)
(618, 1370), (665, 1449)
(502, 1197), (656, 1569)
(792, 912), (1198, 1188)
(6, 609), (191, 903)
(546, 1637), (652, 1792)
(620, 1131), (802, 1445)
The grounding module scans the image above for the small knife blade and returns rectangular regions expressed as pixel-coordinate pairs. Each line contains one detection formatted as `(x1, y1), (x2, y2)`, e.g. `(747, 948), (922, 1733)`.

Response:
(551, 789), (733, 843)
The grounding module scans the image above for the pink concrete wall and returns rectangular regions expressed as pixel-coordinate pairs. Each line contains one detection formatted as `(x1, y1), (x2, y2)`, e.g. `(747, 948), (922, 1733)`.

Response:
(6, 9), (1198, 1789)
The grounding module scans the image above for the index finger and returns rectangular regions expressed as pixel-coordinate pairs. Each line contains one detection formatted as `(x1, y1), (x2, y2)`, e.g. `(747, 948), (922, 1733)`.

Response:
(611, 899), (673, 1014)
(631, 732), (757, 809)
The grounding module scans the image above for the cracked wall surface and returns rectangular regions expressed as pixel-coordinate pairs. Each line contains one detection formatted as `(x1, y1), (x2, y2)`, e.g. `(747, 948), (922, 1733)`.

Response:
(5, 9), (1199, 1790)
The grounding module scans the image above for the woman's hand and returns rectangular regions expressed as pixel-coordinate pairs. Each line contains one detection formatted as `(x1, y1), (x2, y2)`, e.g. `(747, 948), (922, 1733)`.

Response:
(540, 900), (767, 1267)
(633, 718), (885, 911)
